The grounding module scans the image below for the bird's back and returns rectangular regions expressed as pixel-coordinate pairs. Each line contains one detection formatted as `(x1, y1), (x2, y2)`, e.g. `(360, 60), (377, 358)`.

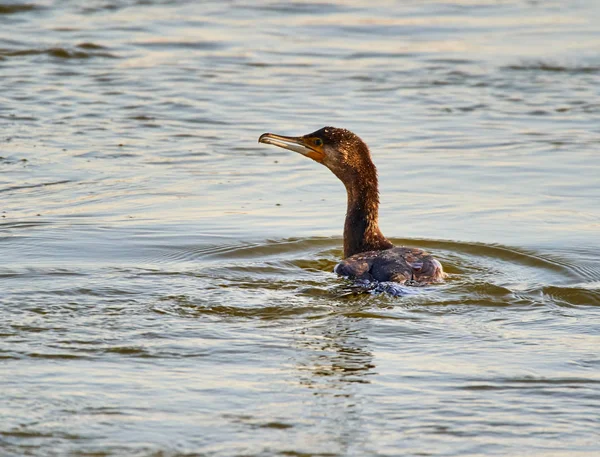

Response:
(334, 246), (444, 285)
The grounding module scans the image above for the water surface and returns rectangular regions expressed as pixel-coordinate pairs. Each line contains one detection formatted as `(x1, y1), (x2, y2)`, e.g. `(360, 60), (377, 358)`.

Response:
(1, 1), (600, 456)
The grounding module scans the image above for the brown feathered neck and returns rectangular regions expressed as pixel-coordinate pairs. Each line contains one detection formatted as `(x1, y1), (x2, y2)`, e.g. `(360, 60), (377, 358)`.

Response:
(339, 153), (393, 258)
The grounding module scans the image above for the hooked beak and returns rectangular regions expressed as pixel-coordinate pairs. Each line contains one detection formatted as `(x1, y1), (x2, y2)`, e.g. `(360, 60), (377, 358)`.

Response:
(258, 133), (325, 163)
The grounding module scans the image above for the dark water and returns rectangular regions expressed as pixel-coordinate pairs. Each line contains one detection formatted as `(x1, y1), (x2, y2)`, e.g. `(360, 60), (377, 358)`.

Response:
(2, 1), (600, 456)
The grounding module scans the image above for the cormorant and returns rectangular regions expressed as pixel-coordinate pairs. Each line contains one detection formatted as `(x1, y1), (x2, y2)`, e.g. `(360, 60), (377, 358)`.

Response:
(258, 127), (444, 285)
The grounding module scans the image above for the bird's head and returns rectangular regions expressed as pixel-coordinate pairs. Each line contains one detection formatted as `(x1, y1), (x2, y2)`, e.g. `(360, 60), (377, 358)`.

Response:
(258, 126), (374, 183)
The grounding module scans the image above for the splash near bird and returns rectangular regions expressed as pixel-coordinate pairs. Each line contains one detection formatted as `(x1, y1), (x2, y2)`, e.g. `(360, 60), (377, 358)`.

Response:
(258, 127), (444, 285)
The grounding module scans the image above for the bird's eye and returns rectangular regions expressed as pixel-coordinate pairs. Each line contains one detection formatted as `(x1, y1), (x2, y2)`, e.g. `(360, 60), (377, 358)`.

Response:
(314, 138), (323, 147)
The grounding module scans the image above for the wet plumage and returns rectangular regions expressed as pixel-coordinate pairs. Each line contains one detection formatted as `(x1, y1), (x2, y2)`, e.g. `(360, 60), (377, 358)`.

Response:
(258, 126), (445, 285)
(335, 247), (444, 285)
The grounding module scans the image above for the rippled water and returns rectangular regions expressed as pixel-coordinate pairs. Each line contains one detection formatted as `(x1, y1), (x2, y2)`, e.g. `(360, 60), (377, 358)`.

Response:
(2, 1), (600, 456)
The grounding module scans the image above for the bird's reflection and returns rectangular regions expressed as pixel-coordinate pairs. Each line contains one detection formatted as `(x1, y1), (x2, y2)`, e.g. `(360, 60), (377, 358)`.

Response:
(289, 307), (376, 453)
(294, 317), (375, 390)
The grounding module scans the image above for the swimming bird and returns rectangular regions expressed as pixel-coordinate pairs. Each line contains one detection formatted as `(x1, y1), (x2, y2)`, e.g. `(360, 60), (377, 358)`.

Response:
(258, 127), (444, 285)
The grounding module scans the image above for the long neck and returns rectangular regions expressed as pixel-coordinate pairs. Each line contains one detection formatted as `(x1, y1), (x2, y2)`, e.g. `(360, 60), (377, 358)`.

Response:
(342, 167), (393, 258)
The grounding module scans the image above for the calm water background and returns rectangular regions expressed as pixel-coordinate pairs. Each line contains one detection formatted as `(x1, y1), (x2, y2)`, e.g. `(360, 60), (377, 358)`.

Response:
(2, 1), (600, 456)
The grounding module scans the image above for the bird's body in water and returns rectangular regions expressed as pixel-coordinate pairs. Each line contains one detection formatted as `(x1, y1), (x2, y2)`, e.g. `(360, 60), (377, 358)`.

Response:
(258, 127), (444, 285)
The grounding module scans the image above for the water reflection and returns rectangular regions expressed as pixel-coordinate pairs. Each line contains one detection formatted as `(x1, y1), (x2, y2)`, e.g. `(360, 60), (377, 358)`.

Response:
(291, 314), (375, 454)
(295, 317), (375, 389)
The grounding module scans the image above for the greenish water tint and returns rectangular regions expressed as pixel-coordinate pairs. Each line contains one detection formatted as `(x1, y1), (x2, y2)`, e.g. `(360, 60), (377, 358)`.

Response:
(1, 1), (600, 456)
